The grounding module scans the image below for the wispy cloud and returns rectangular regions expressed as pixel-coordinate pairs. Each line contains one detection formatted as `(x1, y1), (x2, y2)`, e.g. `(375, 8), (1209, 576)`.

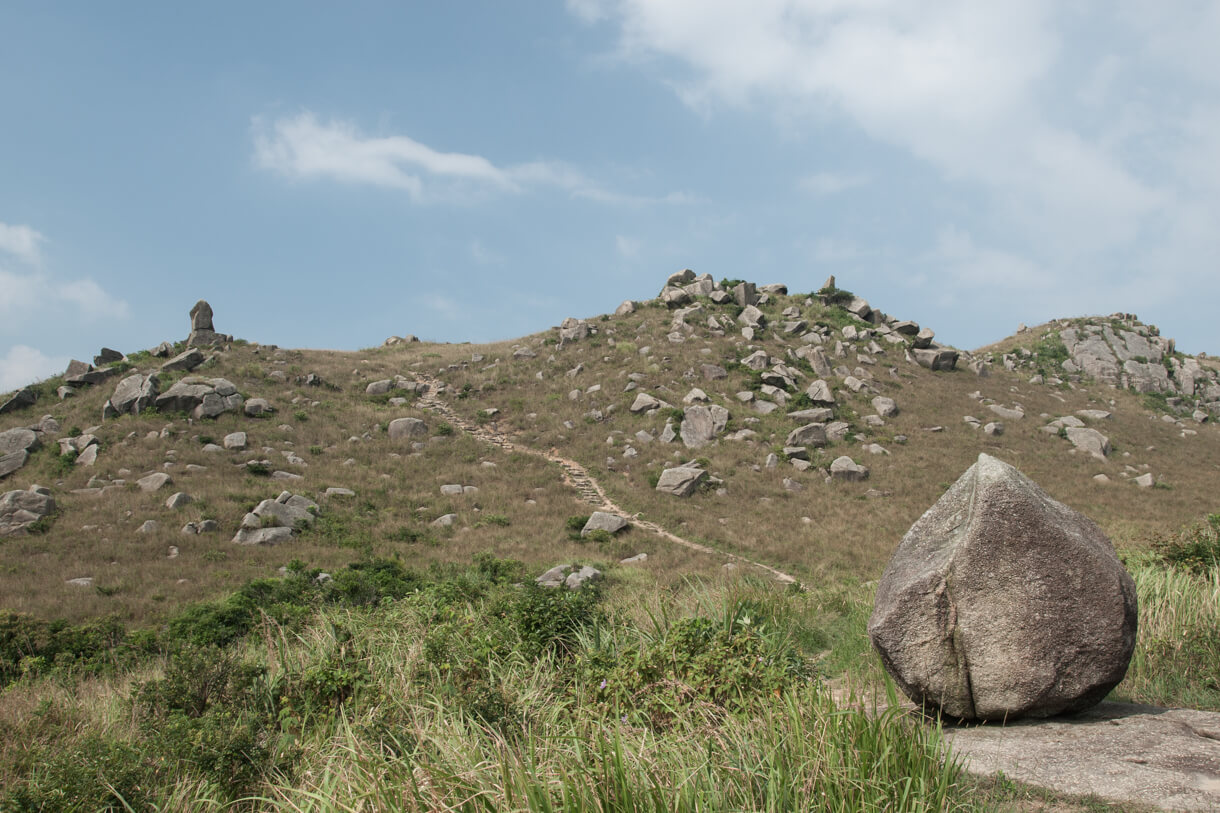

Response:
(0, 345), (68, 393)
(0, 222), (130, 337)
(253, 112), (689, 206)
(573, 1), (1216, 300)
(0, 221), (45, 266)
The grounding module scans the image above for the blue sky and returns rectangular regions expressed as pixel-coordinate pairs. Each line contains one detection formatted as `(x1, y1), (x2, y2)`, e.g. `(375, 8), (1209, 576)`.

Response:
(3, 1), (1219, 391)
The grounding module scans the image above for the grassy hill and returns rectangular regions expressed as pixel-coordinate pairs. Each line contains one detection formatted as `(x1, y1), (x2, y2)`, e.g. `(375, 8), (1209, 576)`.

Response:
(0, 272), (1217, 809)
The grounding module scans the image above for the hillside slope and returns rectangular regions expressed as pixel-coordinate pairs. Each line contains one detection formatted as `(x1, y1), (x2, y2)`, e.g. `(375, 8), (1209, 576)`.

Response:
(1, 271), (1218, 624)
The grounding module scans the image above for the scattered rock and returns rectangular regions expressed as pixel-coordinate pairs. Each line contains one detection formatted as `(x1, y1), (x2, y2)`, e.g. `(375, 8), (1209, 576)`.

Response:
(137, 472), (172, 492)
(94, 347), (123, 366)
(224, 431), (247, 450)
(232, 526), (294, 545)
(581, 512), (629, 537)
(1134, 473), (1155, 488)
(655, 466), (707, 497)
(872, 396), (898, 418)
(868, 453), (1137, 721)
(244, 398), (275, 417)
(431, 513), (457, 527)
(536, 564), (603, 590)
(388, 417), (428, 440)
(165, 492), (192, 509)
(1065, 427), (1111, 460)
(829, 456), (869, 482)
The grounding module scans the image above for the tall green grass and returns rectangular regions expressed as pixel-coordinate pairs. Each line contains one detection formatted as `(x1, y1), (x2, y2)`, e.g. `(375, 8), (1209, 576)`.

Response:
(1113, 554), (1220, 709)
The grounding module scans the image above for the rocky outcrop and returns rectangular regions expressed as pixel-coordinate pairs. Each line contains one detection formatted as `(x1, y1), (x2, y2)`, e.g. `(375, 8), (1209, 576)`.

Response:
(187, 299), (233, 347)
(0, 387), (37, 415)
(154, 377), (243, 419)
(869, 454), (1137, 721)
(0, 486), (55, 537)
(232, 491), (318, 544)
(679, 404), (729, 448)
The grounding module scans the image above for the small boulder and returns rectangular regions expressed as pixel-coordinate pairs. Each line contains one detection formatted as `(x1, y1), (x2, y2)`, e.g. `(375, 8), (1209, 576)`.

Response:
(160, 348), (204, 373)
(872, 396), (898, 418)
(829, 456), (869, 482)
(655, 466), (707, 497)
(536, 564), (603, 590)
(581, 512), (629, 537)
(137, 472), (173, 492)
(388, 417), (428, 440)
(0, 387), (37, 415)
(244, 398), (275, 417)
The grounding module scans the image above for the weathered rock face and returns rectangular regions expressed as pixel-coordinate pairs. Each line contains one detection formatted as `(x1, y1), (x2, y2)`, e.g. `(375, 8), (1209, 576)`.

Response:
(154, 377), (243, 419)
(160, 348), (204, 373)
(190, 299), (214, 331)
(187, 299), (233, 347)
(679, 404), (729, 448)
(0, 487), (55, 537)
(868, 453), (1137, 721)
(0, 387), (37, 415)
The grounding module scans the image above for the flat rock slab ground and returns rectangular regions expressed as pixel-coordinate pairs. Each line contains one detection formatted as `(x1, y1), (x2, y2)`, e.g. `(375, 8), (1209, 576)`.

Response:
(944, 702), (1220, 810)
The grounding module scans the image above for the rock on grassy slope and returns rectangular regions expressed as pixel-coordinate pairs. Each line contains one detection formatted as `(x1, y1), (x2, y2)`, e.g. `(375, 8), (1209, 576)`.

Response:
(1, 280), (1219, 626)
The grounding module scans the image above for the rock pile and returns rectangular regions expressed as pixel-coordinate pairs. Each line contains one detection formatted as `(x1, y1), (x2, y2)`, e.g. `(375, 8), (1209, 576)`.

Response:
(233, 491), (318, 545)
(869, 454), (1137, 721)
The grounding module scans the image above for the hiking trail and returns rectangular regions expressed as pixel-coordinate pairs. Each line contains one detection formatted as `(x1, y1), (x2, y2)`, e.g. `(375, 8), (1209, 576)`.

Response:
(413, 375), (797, 585)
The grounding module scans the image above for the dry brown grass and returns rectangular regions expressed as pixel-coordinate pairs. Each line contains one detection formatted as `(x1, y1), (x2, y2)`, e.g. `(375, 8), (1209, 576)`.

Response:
(3, 286), (1218, 626)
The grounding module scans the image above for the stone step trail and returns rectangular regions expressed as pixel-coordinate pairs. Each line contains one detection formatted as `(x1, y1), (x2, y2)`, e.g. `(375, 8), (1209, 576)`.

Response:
(411, 374), (796, 585)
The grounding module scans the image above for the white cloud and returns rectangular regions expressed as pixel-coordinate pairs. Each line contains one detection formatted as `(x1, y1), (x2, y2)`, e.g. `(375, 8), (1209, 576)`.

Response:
(254, 112), (689, 206)
(0, 222), (45, 266)
(0, 345), (68, 393)
(574, 2), (1218, 289)
(799, 172), (868, 196)
(1, 222), (130, 338)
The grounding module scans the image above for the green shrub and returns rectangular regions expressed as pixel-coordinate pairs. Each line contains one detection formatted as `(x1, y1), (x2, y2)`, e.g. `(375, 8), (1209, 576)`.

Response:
(510, 582), (603, 659)
(436, 421), (454, 436)
(1154, 514), (1220, 574)
(1, 736), (154, 811)
(566, 514), (592, 540)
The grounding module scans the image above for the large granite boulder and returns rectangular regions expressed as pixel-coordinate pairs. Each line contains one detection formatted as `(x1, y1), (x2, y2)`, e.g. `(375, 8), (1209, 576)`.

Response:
(868, 453), (1137, 721)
